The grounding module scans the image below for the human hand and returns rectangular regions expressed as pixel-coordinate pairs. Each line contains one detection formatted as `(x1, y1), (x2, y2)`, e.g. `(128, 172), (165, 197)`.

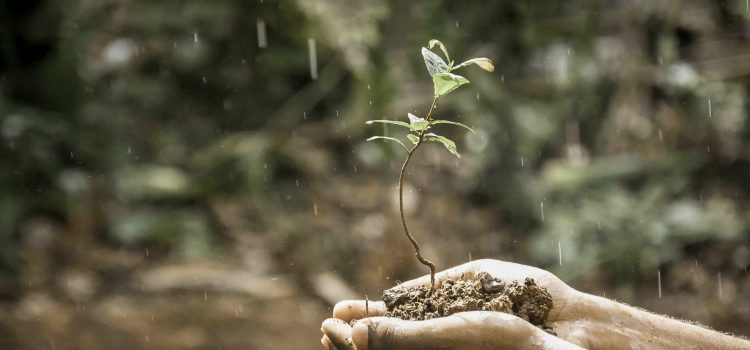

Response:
(320, 259), (587, 350)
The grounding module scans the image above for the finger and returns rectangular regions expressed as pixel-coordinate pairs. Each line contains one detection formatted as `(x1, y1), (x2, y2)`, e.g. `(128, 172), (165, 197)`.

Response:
(333, 300), (387, 322)
(321, 318), (356, 350)
(397, 260), (481, 289)
(352, 316), (451, 350)
(321, 335), (332, 349)
(353, 312), (539, 350)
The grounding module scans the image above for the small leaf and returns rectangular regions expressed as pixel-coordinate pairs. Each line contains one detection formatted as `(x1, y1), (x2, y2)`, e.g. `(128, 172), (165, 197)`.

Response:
(430, 120), (476, 133)
(407, 113), (429, 131)
(366, 136), (408, 150)
(452, 57), (495, 72)
(428, 39), (451, 63)
(421, 47), (449, 76)
(366, 119), (412, 128)
(425, 133), (461, 158)
(432, 72), (470, 97)
(406, 134), (419, 145)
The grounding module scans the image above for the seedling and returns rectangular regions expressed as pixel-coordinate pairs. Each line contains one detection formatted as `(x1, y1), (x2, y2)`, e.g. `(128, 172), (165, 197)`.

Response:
(366, 39), (493, 291)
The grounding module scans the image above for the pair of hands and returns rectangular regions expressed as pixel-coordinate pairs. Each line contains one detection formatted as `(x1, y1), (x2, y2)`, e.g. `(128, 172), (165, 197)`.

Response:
(320, 259), (590, 350)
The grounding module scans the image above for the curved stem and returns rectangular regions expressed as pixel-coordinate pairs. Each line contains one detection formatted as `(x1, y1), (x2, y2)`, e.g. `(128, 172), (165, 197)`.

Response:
(398, 141), (436, 291)
(397, 96), (440, 292)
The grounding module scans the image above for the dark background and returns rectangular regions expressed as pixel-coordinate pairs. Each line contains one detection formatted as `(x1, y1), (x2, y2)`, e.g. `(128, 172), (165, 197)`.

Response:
(1, 0), (749, 348)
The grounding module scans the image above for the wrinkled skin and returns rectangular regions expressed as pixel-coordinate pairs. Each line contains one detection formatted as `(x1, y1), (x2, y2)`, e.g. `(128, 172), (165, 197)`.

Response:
(320, 259), (750, 350)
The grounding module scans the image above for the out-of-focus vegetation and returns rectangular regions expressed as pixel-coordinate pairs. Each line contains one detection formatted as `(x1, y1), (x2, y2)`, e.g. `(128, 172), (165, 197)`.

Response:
(1, 0), (750, 348)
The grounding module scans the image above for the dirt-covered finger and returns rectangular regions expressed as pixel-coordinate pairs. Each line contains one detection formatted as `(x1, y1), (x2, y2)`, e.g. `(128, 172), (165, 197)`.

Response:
(333, 300), (387, 322)
(396, 260), (481, 289)
(321, 318), (357, 350)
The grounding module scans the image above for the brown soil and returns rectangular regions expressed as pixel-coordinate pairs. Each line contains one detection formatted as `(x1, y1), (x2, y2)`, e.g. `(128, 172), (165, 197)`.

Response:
(381, 272), (553, 327)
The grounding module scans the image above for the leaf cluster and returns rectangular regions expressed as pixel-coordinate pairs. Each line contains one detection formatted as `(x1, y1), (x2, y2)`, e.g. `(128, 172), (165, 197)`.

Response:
(366, 39), (493, 158)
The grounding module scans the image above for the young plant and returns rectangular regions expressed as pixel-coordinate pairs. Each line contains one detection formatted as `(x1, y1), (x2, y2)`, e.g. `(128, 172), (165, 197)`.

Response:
(366, 39), (494, 291)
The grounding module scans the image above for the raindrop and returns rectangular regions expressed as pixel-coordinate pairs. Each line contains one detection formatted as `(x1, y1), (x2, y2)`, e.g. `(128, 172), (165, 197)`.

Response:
(303, 112), (307, 120)
(707, 145), (710, 153)
(658, 129), (663, 142)
(314, 203), (318, 216)
(717, 272), (723, 300)
(476, 93), (480, 100)
(296, 179), (300, 188)
(540, 202), (544, 222)
(202, 76), (207, 84)
(657, 270), (662, 299)
(194, 32), (199, 43)
(257, 19), (268, 48)
(455, 20), (460, 28)
(708, 99), (712, 118)
(520, 157), (524, 167)
(204, 290), (208, 302)
(308, 38), (318, 80)
(558, 241), (562, 266)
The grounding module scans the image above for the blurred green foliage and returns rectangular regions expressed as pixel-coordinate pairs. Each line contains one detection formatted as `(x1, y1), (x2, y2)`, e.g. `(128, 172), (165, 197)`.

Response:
(1, 0), (749, 295)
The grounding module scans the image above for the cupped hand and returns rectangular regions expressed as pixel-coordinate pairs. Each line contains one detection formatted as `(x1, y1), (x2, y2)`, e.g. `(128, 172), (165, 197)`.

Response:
(320, 259), (588, 350)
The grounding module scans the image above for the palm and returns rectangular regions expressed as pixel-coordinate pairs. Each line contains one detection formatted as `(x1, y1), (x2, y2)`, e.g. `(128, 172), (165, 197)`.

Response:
(322, 259), (585, 350)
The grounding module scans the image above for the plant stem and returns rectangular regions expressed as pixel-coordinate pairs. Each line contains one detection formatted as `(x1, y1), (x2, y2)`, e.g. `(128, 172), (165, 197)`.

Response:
(397, 96), (439, 292)
(426, 95), (438, 122)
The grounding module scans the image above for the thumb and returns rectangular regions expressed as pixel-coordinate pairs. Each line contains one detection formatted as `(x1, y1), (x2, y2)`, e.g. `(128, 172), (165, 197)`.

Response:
(351, 312), (552, 350)
(351, 317), (443, 350)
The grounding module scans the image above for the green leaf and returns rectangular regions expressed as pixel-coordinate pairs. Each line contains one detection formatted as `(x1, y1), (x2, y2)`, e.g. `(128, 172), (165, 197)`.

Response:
(407, 113), (429, 131)
(452, 57), (495, 72)
(430, 120), (476, 133)
(421, 47), (449, 76)
(365, 119), (412, 129)
(432, 72), (470, 97)
(406, 134), (419, 145)
(366, 136), (408, 150)
(425, 133), (461, 158)
(428, 39), (451, 64)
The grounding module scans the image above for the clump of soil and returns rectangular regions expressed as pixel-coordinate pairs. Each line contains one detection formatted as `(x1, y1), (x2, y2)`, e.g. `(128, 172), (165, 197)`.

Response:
(381, 272), (553, 327)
